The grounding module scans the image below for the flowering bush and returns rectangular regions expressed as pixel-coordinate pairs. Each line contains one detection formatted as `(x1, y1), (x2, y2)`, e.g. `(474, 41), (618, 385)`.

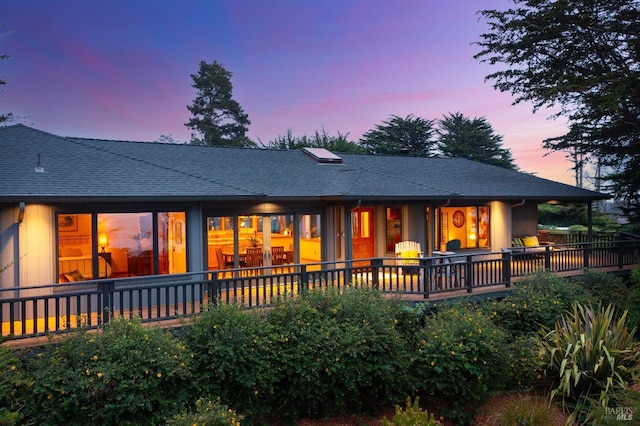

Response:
(484, 270), (588, 336)
(266, 288), (413, 421)
(0, 344), (20, 425)
(412, 302), (510, 423)
(183, 303), (275, 421)
(16, 317), (193, 425)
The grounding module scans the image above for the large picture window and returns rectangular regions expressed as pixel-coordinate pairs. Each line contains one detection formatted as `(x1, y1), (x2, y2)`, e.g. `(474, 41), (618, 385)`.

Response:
(57, 211), (186, 283)
(439, 206), (490, 250)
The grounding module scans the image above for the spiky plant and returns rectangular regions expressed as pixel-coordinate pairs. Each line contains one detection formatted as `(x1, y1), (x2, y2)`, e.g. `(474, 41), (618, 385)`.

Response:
(540, 303), (640, 423)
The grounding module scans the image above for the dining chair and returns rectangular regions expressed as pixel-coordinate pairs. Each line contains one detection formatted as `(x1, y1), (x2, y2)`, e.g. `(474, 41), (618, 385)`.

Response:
(245, 247), (263, 275)
(271, 246), (285, 272)
(214, 247), (234, 278)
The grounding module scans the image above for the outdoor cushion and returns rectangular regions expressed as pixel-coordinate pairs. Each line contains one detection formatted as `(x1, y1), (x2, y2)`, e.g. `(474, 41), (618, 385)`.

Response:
(401, 250), (420, 258)
(522, 236), (540, 247)
(401, 250), (420, 265)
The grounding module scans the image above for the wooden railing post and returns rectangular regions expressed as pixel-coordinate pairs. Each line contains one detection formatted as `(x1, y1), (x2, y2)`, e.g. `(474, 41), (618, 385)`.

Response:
(544, 246), (551, 271)
(618, 240), (625, 269)
(502, 250), (512, 287)
(208, 273), (219, 306)
(583, 242), (591, 269)
(371, 258), (382, 290)
(465, 255), (473, 293)
(98, 280), (115, 325)
(300, 264), (309, 293)
(422, 257), (433, 299)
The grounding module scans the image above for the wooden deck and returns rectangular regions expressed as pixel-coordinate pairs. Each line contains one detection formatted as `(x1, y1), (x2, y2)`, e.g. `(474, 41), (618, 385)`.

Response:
(2, 241), (639, 346)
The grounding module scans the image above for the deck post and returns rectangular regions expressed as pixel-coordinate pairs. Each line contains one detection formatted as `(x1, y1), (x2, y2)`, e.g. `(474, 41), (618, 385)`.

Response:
(583, 242), (592, 269)
(422, 257), (432, 299)
(208, 273), (219, 306)
(465, 255), (473, 293)
(98, 280), (115, 324)
(502, 250), (512, 287)
(544, 246), (551, 271)
(371, 258), (382, 290)
(300, 264), (309, 293)
(618, 240), (625, 269)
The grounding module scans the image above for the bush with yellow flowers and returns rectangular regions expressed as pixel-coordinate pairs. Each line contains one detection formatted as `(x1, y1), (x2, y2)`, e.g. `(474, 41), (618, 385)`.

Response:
(16, 317), (193, 425)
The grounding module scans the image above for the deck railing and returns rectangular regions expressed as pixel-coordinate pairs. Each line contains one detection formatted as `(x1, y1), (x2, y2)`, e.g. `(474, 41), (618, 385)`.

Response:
(2, 239), (639, 341)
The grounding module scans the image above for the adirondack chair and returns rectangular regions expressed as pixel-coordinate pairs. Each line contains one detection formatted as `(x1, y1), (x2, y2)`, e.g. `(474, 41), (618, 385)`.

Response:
(395, 241), (422, 275)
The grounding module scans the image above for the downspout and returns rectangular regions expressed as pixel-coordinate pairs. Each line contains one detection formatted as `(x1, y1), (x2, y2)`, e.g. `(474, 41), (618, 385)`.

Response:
(13, 202), (26, 291)
(349, 199), (362, 211)
(511, 199), (525, 208)
(438, 199), (451, 208)
(18, 202), (25, 224)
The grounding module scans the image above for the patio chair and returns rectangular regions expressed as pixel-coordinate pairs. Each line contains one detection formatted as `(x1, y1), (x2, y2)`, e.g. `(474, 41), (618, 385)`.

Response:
(445, 239), (461, 251)
(395, 241), (422, 275)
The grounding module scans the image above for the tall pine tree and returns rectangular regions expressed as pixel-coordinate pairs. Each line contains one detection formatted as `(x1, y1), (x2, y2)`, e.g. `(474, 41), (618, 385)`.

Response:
(437, 112), (517, 170)
(359, 114), (436, 157)
(185, 60), (253, 147)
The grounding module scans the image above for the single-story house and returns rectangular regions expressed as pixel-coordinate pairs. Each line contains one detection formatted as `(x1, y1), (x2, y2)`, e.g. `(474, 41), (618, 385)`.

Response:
(0, 124), (610, 290)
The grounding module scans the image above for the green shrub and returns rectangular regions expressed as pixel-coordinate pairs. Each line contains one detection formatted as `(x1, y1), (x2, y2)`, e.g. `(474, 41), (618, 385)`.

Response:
(183, 303), (275, 422)
(266, 293), (345, 420)
(266, 288), (413, 421)
(0, 344), (20, 425)
(17, 317), (192, 425)
(628, 268), (640, 332)
(571, 269), (630, 311)
(632, 268), (640, 288)
(483, 270), (588, 337)
(540, 303), (640, 424)
(381, 397), (442, 426)
(412, 302), (510, 423)
(165, 398), (242, 426)
(505, 335), (544, 390)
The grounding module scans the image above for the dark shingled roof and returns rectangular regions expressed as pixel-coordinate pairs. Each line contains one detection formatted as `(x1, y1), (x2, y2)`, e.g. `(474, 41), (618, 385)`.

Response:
(0, 124), (609, 203)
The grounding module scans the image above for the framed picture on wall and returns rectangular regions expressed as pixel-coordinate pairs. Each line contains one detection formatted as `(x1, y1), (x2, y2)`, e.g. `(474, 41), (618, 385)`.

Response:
(452, 210), (465, 228)
(58, 214), (78, 232)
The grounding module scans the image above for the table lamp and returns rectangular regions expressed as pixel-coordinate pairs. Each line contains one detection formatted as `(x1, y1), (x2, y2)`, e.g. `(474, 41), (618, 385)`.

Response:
(98, 233), (108, 253)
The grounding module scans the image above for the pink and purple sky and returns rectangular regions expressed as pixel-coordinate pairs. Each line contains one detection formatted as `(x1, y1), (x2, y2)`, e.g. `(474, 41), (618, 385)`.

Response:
(3, 0), (576, 185)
